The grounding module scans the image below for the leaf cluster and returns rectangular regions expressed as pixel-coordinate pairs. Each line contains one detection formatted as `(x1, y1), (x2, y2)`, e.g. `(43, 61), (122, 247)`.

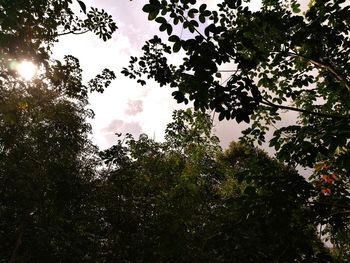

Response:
(123, 0), (350, 173)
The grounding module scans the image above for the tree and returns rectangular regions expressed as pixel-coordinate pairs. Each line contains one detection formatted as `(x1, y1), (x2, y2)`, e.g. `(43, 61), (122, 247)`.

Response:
(123, 0), (350, 247)
(0, 0), (117, 261)
(98, 109), (222, 262)
(0, 82), (104, 262)
(215, 142), (331, 262)
(99, 109), (331, 262)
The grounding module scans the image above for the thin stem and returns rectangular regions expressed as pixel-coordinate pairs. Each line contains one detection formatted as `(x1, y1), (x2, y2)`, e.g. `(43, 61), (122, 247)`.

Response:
(218, 69), (240, 72)
(260, 98), (350, 120)
(57, 29), (90, 37)
(178, 10), (209, 42)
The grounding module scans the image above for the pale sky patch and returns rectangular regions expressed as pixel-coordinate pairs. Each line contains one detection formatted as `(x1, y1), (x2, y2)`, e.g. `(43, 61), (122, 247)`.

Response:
(101, 119), (143, 147)
(125, 99), (144, 116)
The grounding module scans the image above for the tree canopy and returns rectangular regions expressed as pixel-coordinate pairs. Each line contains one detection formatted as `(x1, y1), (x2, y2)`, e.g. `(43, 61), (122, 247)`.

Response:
(0, 0), (116, 261)
(97, 109), (331, 262)
(123, 0), (350, 171)
(0, 82), (102, 262)
(0, 0), (117, 100)
(0, 0), (116, 62)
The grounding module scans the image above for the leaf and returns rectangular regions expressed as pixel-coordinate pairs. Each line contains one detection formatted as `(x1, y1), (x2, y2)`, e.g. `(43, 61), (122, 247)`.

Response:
(160, 23), (167, 32)
(190, 20), (199, 28)
(142, 4), (153, 12)
(199, 4), (207, 13)
(167, 24), (173, 35)
(173, 41), (181, 52)
(77, 0), (87, 14)
(155, 17), (166, 24)
(218, 112), (225, 121)
(291, 2), (301, 13)
(148, 9), (159, 20)
(169, 35), (180, 42)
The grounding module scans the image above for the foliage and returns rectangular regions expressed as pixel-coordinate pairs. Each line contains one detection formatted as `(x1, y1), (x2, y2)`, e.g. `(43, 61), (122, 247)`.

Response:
(98, 110), (331, 262)
(98, 109), (221, 261)
(212, 142), (331, 261)
(0, 0), (117, 99)
(123, 0), (350, 252)
(0, 82), (102, 262)
(0, 0), (117, 63)
(123, 0), (350, 170)
(0, 0), (117, 261)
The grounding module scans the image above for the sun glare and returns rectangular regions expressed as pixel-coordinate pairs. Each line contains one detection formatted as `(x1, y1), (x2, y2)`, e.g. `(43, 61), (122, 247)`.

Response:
(17, 61), (37, 80)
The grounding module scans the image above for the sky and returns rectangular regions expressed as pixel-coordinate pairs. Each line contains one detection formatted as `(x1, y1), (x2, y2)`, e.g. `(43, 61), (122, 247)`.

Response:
(52, 0), (309, 155)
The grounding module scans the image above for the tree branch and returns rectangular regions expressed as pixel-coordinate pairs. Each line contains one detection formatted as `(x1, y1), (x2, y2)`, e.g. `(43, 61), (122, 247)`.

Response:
(57, 29), (90, 37)
(260, 98), (350, 120)
(288, 51), (350, 92)
(178, 11), (209, 43)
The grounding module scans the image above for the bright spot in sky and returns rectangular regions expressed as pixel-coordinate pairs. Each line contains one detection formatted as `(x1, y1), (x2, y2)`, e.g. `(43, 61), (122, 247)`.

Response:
(17, 61), (37, 80)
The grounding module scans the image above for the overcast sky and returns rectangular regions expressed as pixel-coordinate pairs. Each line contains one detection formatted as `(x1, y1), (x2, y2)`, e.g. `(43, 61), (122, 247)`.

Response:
(52, 0), (310, 155)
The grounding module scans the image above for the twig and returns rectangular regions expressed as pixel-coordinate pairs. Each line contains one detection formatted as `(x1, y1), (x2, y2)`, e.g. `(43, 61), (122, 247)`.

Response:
(260, 98), (350, 120)
(57, 29), (90, 37)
